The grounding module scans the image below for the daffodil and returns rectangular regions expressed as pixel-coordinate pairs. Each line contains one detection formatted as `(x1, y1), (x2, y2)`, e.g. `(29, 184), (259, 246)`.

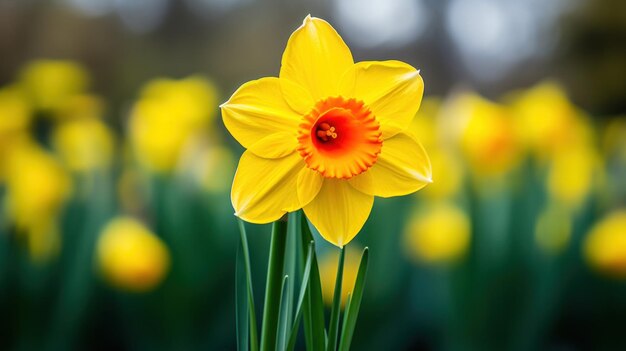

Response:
(546, 143), (601, 210)
(403, 202), (470, 264)
(129, 76), (219, 173)
(18, 59), (89, 113)
(0, 86), (32, 179)
(52, 117), (115, 172)
(451, 92), (521, 177)
(3, 139), (71, 262)
(584, 210), (626, 278)
(510, 81), (592, 161)
(221, 16), (431, 247)
(97, 217), (170, 292)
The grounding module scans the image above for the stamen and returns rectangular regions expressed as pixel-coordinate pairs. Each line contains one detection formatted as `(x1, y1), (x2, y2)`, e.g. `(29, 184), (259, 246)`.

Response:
(317, 124), (338, 142)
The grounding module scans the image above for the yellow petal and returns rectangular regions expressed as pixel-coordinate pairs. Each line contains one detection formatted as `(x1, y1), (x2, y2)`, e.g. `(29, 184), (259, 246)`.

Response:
(232, 151), (305, 223)
(280, 79), (315, 115)
(297, 167), (324, 207)
(221, 77), (300, 154)
(303, 179), (374, 247)
(248, 132), (297, 159)
(349, 132), (431, 197)
(280, 15), (354, 100)
(339, 60), (424, 139)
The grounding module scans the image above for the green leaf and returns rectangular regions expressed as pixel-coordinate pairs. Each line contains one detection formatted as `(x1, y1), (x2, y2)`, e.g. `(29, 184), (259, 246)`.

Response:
(338, 248), (369, 351)
(238, 220), (259, 351)
(299, 213), (327, 351)
(286, 242), (314, 351)
(326, 247), (346, 351)
(276, 275), (290, 351)
(260, 220), (289, 351)
(236, 245), (249, 351)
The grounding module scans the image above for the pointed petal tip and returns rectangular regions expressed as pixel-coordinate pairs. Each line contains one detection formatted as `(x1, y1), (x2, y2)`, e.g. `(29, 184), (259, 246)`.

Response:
(219, 100), (230, 109)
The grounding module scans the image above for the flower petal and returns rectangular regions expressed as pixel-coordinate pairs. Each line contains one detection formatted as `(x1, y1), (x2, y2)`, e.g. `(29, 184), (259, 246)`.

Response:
(221, 77), (300, 154)
(248, 132), (297, 159)
(232, 151), (305, 223)
(349, 132), (432, 197)
(297, 167), (324, 207)
(280, 79), (315, 115)
(339, 60), (424, 139)
(303, 179), (374, 247)
(280, 15), (354, 100)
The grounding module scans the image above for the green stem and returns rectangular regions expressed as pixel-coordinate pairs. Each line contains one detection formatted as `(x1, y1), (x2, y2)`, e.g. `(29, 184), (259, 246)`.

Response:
(260, 219), (289, 351)
(238, 220), (259, 351)
(327, 247), (346, 351)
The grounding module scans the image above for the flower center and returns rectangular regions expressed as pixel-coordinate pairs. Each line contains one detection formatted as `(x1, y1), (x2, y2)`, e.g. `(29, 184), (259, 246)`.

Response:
(297, 97), (382, 179)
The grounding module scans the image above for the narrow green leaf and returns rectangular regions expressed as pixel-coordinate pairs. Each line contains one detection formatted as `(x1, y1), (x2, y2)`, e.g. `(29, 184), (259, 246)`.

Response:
(276, 275), (290, 351)
(338, 248), (369, 351)
(238, 220), (259, 351)
(260, 220), (289, 351)
(286, 242), (314, 351)
(326, 247), (346, 351)
(236, 245), (249, 351)
(300, 213), (327, 351)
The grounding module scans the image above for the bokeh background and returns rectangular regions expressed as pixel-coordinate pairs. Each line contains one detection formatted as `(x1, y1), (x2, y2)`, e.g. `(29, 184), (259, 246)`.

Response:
(1, 0), (625, 350)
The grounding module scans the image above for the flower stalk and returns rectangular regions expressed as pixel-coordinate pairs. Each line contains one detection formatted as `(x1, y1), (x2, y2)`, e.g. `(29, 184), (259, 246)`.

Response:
(260, 219), (289, 351)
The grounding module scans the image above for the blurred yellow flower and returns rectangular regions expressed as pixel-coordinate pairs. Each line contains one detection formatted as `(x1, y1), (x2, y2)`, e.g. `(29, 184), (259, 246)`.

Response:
(19, 59), (89, 112)
(510, 81), (591, 161)
(97, 217), (170, 292)
(319, 247), (361, 307)
(408, 97), (441, 150)
(0, 86), (31, 134)
(129, 76), (218, 173)
(139, 76), (218, 128)
(222, 16), (431, 247)
(0, 86), (32, 179)
(535, 204), (572, 254)
(4, 140), (71, 262)
(584, 210), (626, 279)
(407, 97), (464, 199)
(52, 117), (115, 172)
(452, 93), (520, 177)
(547, 143), (600, 210)
(421, 148), (464, 200)
(404, 202), (471, 264)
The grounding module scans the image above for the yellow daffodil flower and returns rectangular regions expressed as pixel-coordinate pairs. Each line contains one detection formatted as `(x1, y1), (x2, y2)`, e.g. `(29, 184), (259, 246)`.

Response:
(319, 246), (361, 306)
(129, 76), (218, 173)
(97, 217), (170, 292)
(404, 202), (470, 264)
(510, 81), (592, 161)
(0, 86), (32, 179)
(19, 59), (89, 113)
(584, 210), (626, 279)
(547, 143), (601, 210)
(221, 16), (431, 247)
(52, 117), (115, 172)
(4, 140), (71, 262)
(451, 92), (521, 177)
